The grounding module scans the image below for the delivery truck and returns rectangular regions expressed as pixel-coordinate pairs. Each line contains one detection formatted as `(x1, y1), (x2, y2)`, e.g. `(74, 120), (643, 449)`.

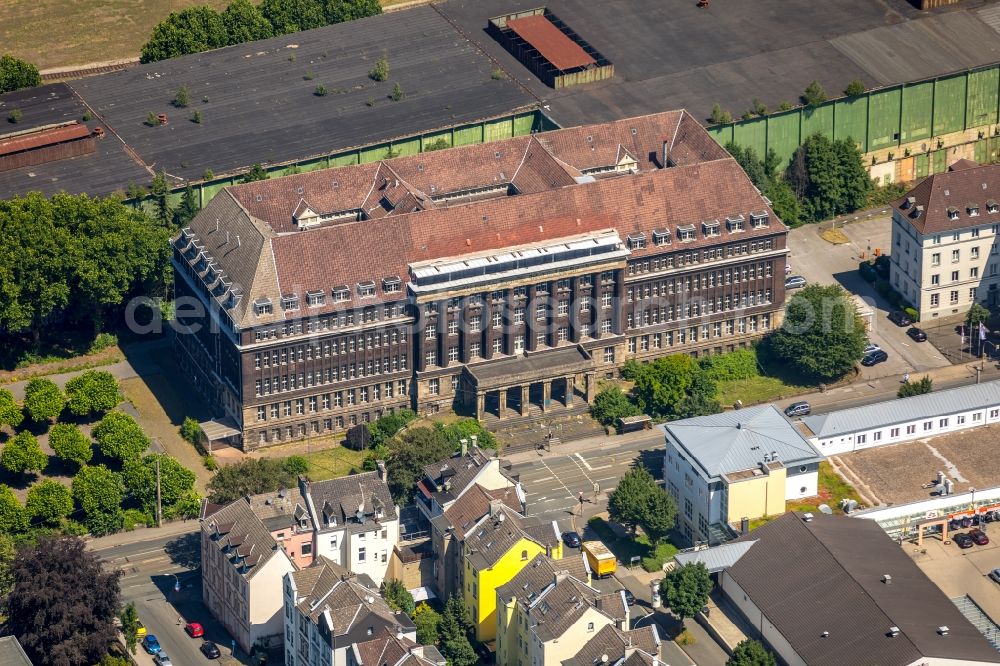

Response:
(582, 540), (617, 578)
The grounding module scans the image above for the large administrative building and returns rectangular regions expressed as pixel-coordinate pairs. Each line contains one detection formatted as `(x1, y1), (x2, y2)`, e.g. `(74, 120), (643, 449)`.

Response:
(173, 110), (788, 449)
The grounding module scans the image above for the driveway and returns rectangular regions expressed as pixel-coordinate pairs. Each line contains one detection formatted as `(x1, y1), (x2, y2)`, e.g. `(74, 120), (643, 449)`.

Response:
(787, 218), (951, 376)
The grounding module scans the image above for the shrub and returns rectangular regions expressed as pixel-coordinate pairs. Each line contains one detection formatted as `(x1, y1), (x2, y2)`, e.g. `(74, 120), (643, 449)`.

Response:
(7, 109), (21, 123)
(424, 137), (450, 151)
(369, 52), (389, 81)
(88, 332), (118, 354)
(709, 103), (732, 124)
(390, 83), (404, 101)
(145, 112), (159, 127)
(0, 54), (41, 94)
(180, 416), (201, 446)
(173, 84), (190, 108)
(491, 68), (507, 80)
(304, 70), (315, 80)
(590, 386), (641, 426)
(699, 348), (759, 382)
(49, 423), (93, 468)
(283, 455), (310, 476)
(314, 84), (328, 96)
(1, 431), (47, 475)
(202, 455), (218, 471)
(904, 306), (919, 322)
(844, 79), (866, 97)
(65, 370), (120, 417)
(802, 80), (827, 106)
(191, 110), (203, 123)
(23, 378), (63, 423)
(123, 508), (153, 531)
(898, 375), (933, 398)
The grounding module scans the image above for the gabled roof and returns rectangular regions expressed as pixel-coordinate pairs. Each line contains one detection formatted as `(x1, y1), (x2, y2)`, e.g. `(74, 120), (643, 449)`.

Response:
(662, 405), (823, 482)
(246, 485), (313, 533)
(442, 483), (523, 540)
(463, 504), (544, 570)
(496, 553), (591, 607)
(727, 513), (1000, 666)
(893, 160), (1000, 235)
(419, 446), (513, 507)
(306, 471), (397, 534)
(352, 631), (445, 666)
(529, 575), (625, 643)
(562, 624), (660, 666)
(201, 496), (286, 580)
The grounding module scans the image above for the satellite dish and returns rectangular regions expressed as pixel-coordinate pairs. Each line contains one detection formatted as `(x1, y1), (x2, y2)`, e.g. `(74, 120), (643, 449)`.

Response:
(818, 504), (833, 515)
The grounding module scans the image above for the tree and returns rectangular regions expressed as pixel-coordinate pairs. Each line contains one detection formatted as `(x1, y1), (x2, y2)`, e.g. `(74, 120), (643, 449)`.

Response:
(623, 355), (721, 421)
(92, 411), (150, 462)
(0, 484), (28, 533)
(728, 639), (777, 666)
(122, 454), (195, 514)
(381, 578), (416, 615)
(207, 457), (299, 503)
(260, 0), (326, 35)
(643, 486), (679, 544)
(369, 51), (389, 81)
(72, 465), (125, 536)
(241, 163), (269, 183)
(0, 54), (40, 94)
(49, 423), (93, 469)
(180, 416), (202, 445)
(661, 562), (713, 623)
(140, 7), (229, 63)
(762, 178), (803, 227)
(7, 535), (121, 664)
(898, 375), (933, 398)
(0, 533), (15, 599)
(709, 103), (732, 125)
(413, 602), (441, 645)
(26, 479), (74, 527)
(385, 426), (453, 503)
(767, 283), (867, 381)
(324, 0), (382, 24)
(607, 466), (677, 542)
(844, 79), (866, 97)
(390, 82), (404, 101)
(1, 431), (48, 476)
(64, 370), (120, 417)
(23, 377), (63, 422)
(590, 386), (641, 427)
(283, 455), (310, 476)
(223, 0), (276, 44)
(440, 596), (477, 666)
(150, 170), (172, 226)
(0, 387), (23, 429)
(967, 302), (991, 329)
(439, 418), (497, 451)
(174, 184), (200, 226)
(173, 84), (191, 108)
(802, 80), (827, 106)
(786, 133), (872, 222)
(120, 602), (141, 655)
(368, 409), (417, 447)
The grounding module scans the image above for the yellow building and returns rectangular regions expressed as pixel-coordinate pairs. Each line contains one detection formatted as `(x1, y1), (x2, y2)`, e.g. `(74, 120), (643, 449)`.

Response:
(462, 503), (561, 643)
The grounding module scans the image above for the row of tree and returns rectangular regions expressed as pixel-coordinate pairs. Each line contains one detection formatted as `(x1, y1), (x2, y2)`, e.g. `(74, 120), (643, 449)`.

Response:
(140, 0), (382, 63)
(0, 372), (121, 429)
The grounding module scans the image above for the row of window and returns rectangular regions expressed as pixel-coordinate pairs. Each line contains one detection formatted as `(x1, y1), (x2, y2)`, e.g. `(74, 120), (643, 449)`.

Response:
(626, 292), (773, 327)
(253, 330), (408, 368)
(255, 380), (409, 414)
(253, 303), (406, 341)
(627, 238), (776, 275)
(627, 264), (773, 299)
(928, 245), (992, 267)
(253, 357), (409, 394)
(627, 315), (770, 352)
(842, 409), (999, 445)
(928, 288), (977, 308)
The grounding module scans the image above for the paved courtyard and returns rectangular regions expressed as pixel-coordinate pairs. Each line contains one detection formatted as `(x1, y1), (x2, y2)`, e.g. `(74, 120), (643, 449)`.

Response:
(838, 423), (1000, 505)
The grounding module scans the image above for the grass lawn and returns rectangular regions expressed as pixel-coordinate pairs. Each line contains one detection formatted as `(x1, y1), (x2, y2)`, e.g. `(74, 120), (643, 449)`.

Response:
(748, 461), (864, 530)
(716, 375), (812, 407)
(300, 446), (366, 481)
(1, 0), (423, 70)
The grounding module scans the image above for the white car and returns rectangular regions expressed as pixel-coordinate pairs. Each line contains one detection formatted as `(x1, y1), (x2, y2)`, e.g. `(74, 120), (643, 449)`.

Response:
(864, 343), (881, 355)
(153, 655), (173, 666)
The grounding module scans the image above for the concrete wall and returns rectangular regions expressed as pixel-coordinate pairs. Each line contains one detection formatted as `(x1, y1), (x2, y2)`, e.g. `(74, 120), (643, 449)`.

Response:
(248, 552), (296, 650)
(719, 571), (807, 666)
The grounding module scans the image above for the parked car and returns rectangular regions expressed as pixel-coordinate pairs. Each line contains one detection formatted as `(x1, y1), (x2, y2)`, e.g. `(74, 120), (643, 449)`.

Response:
(970, 529), (990, 546)
(136, 621), (147, 639)
(989, 568), (1000, 584)
(784, 401), (811, 417)
(562, 531), (581, 548)
(142, 635), (162, 655)
(954, 533), (975, 549)
(622, 589), (636, 606)
(785, 275), (807, 289)
(907, 327), (928, 342)
(861, 350), (889, 366)
(200, 642), (221, 659)
(153, 655), (173, 666)
(962, 516), (974, 529)
(889, 310), (913, 327)
(184, 622), (204, 638)
(864, 343), (881, 355)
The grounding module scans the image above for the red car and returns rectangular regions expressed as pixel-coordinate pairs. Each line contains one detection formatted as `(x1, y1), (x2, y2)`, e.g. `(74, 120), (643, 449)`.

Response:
(184, 622), (204, 638)
(970, 529), (990, 546)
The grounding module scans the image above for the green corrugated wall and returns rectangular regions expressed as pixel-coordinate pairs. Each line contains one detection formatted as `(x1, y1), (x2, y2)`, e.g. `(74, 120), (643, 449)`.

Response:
(766, 112), (800, 172)
(901, 81), (934, 142)
(933, 75), (966, 136)
(868, 88), (900, 151)
(801, 105), (833, 139)
(732, 118), (767, 159)
(834, 97), (868, 149)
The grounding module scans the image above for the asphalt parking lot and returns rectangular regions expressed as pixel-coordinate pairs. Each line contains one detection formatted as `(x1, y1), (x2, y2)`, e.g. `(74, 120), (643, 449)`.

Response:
(907, 531), (1000, 623)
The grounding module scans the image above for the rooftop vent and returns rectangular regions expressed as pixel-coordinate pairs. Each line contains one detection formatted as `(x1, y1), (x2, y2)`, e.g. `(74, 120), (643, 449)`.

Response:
(882, 574), (892, 585)
(820, 631), (829, 639)
(889, 626), (900, 637)
(938, 626), (950, 636)
(802, 512), (814, 522)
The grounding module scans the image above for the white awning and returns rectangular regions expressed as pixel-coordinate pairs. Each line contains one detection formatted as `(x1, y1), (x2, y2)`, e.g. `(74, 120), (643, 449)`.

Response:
(200, 419), (240, 441)
(410, 586), (437, 602)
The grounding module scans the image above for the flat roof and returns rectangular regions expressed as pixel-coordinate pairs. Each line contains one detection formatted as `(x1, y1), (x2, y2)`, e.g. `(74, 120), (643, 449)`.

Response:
(506, 15), (595, 71)
(0, 5), (536, 198)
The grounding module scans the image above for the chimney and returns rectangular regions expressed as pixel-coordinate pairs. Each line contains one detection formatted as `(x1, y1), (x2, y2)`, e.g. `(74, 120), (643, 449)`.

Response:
(882, 574), (892, 585)
(888, 626), (900, 637)
(938, 626), (950, 636)
(489, 498), (503, 518)
(740, 517), (749, 534)
(376, 460), (387, 484)
(396, 626), (403, 640)
(460, 438), (468, 457)
(662, 141), (669, 168)
(802, 512), (814, 522)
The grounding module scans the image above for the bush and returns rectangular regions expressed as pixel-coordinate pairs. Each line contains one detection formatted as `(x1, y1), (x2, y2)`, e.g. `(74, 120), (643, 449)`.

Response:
(844, 79), (866, 97)
(88, 332), (118, 354)
(0, 54), (41, 94)
(180, 417), (201, 446)
(590, 386), (641, 427)
(202, 455), (218, 471)
(92, 411), (150, 462)
(699, 349), (759, 382)
(390, 83), (404, 101)
(283, 455), (310, 476)
(23, 378), (64, 423)
(49, 423), (93, 469)
(1, 431), (47, 475)
(802, 80), (827, 106)
(7, 109), (22, 124)
(173, 84), (191, 108)
(898, 375), (933, 398)
(369, 52), (389, 81)
(904, 306), (919, 322)
(64, 370), (120, 417)
(709, 103), (732, 124)
(123, 508), (153, 531)
(314, 84), (328, 96)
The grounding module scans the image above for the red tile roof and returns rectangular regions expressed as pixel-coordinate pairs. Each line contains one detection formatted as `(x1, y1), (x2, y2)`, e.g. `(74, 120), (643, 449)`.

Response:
(506, 15), (596, 71)
(894, 161), (1000, 235)
(0, 123), (90, 158)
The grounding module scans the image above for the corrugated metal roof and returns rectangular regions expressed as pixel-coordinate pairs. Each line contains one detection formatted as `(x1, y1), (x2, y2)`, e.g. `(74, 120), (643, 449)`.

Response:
(506, 15), (596, 71)
(662, 405), (824, 480)
(801, 379), (1000, 439)
(674, 541), (757, 572)
(0, 122), (90, 158)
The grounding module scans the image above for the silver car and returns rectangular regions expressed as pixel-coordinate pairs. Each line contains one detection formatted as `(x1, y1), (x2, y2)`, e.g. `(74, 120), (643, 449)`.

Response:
(153, 655), (173, 666)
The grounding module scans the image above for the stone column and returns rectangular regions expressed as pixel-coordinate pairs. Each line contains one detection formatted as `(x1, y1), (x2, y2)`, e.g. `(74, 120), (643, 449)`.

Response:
(498, 389), (507, 418)
(568, 276), (579, 343)
(476, 391), (485, 420)
(565, 376), (575, 406)
(520, 385), (530, 416)
(437, 300), (447, 366)
(542, 381), (551, 413)
(526, 284), (538, 352)
(612, 269), (626, 335)
(484, 304), (495, 360)
(585, 373), (596, 403)
(459, 301), (470, 364)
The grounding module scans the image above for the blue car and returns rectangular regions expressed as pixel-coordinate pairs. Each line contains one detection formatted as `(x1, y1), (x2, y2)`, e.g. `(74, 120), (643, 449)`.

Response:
(143, 635), (162, 654)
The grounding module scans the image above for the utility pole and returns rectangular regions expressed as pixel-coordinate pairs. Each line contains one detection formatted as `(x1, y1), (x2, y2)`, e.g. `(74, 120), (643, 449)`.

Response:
(155, 457), (162, 528)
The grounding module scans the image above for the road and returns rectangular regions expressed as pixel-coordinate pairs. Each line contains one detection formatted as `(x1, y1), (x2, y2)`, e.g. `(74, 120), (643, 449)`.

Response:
(92, 530), (241, 666)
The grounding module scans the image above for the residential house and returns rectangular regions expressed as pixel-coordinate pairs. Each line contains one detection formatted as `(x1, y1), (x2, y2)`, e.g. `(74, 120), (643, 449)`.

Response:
(463, 502), (562, 643)
(891, 160), (1000, 317)
(416, 444), (521, 521)
(348, 631), (446, 666)
(283, 556), (416, 666)
(719, 512), (1000, 666)
(247, 486), (316, 568)
(561, 624), (661, 666)
(0, 637), (32, 666)
(302, 468), (399, 585)
(662, 405), (824, 542)
(201, 497), (298, 653)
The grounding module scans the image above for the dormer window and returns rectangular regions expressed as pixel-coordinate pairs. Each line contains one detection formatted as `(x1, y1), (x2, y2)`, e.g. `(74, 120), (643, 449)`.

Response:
(253, 298), (273, 316)
(702, 219), (720, 237)
(948, 207), (960, 220)
(306, 290), (325, 307)
(726, 215), (745, 232)
(969, 204), (980, 217)
(750, 212), (769, 228)
(281, 294), (299, 311)
(333, 286), (350, 303)
(627, 233), (646, 250)
(382, 276), (401, 293)
(677, 224), (696, 242)
(910, 205), (924, 219)
(988, 200), (999, 214)
(652, 228), (670, 246)
(902, 196), (916, 209)
(357, 281), (376, 299)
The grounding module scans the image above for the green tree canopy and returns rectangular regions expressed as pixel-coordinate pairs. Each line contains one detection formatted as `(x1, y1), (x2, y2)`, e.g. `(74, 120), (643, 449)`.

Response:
(440, 595), (477, 666)
(786, 133), (872, 223)
(607, 466), (677, 542)
(23, 377), (63, 423)
(92, 411), (150, 462)
(767, 283), (867, 381)
(283, 454), (310, 476)
(413, 602), (441, 645)
(0, 388), (23, 429)
(323, 0), (382, 23)
(590, 386), (641, 426)
(762, 178), (804, 227)
(728, 639), (777, 666)
(438, 418), (497, 450)
(207, 457), (298, 504)
(140, 7), (229, 63)
(48, 423), (93, 469)
(623, 356), (721, 421)
(241, 163), (270, 183)
(173, 184), (201, 227)
(381, 578), (416, 616)
(72, 464), (125, 536)
(368, 408), (417, 447)
(64, 370), (120, 417)
(0, 533), (15, 600)
(968, 302), (991, 329)
(1, 431), (48, 476)
(385, 426), (454, 503)
(898, 375), (933, 398)
(661, 562), (713, 622)
(122, 454), (195, 513)
(120, 602), (141, 655)
(26, 479), (74, 527)
(223, 0), (276, 44)
(260, 0), (326, 34)
(0, 484), (28, 533)
(0, 54), (41, 94)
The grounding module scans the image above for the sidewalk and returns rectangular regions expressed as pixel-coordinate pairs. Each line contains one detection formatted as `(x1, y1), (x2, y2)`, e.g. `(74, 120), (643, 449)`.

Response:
(87, 519), (198, 552)
(502, 427), (657, 465)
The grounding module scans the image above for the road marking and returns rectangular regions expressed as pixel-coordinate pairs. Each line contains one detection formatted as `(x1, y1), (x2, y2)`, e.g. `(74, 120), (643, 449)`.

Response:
(575, 452), (594, 471)
(539, 459), (575, 499)
(569, 454), (596, 486)
(534, 476), (554, 482)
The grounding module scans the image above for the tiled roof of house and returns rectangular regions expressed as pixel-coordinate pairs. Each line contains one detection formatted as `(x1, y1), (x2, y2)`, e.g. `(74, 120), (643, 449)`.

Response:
(420, 446), (514, 508)
(464, 503), (545, 570)
(201, 496), (285, 580)
(562, 624), (661, 666)
(496, 553), (591, 607)
(442, 483), (523, 540)
(0, 636), (32, 666)
(178, 110), (773, 328)
(352, 631), (446, 666)
(307, 471), (397, 535)
(530, 575), (626, 643)
(894, 160), (1000, 235)
(246, 486), (313, 533)
(729, 513), (1000, 666)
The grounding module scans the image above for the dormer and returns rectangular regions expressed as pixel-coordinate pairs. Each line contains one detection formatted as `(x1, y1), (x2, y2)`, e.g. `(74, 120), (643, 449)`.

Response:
(947, 207), (960, 221)
(702, 219), (720, 237)
(293, 199), (321, 230)
(968, 203), (980, 217)
(626, 232), (646, 250)
(677, 224), (696, 242)
(253, 298), (273, 317)
(652, 228), (671, 246)
(726, 214), (745, 232)
(281, 294), (300, 311)
(750, 211), (769, 228)
(382, 276), (401, 294)
(988, 199), (999, 214)
(357, 281), (376, 299)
